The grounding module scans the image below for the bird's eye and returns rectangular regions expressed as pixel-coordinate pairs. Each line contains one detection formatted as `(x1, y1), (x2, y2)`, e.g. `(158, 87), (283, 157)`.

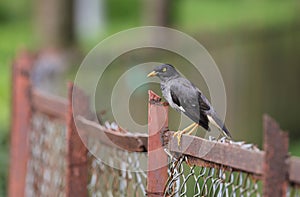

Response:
(162, 68), (167, 72)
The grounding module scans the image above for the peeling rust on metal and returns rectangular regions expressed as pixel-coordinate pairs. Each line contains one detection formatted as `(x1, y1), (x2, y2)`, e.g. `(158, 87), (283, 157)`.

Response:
(160, 126), (170, 147)
(32, 88), (68, 120)
(76, 116), (148, 152)
(19, 68), (31, 77)
(66, 83), (88, 197)
(147, 90), (169, 197)
(9, 51), (34, 197)
(289, 156), (300, 185)
(168, 131), (264, 175)
(263, 114), (289, 197)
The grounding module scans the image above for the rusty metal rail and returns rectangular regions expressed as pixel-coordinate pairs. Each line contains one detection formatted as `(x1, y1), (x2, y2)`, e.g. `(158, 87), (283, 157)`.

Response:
(9, 51), (33, 197)
(290, 157), (300, 185)
(167, 123), (300, 187)
(76, 112), (300, 185)
(66, 83), (88, 197)
(31, 88), (68, 121)
(76, 116), (148, 152)
(168, 132), (264, 176)
(147, 90), (169, 197)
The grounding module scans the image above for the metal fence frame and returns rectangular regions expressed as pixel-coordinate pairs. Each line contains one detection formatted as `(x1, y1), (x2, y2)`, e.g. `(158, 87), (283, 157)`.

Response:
(9, 51), (300, 197)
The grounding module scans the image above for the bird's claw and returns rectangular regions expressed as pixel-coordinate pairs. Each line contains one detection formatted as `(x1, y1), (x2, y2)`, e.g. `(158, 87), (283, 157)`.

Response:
(173, 131), (183, 146)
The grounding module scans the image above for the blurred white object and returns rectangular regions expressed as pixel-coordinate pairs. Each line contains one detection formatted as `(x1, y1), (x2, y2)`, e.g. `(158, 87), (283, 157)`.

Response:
(74, 0), (106, 40)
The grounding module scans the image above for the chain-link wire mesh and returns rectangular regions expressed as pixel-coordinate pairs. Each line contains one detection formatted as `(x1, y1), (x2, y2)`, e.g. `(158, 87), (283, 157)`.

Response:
(87, 136), (147, 197)
(164, 156), (261, 197)
(164, 137), (300, 197)
(164, 137), (263, 197)
(25, 113), (66, 197)
(22, 112), (300, 197)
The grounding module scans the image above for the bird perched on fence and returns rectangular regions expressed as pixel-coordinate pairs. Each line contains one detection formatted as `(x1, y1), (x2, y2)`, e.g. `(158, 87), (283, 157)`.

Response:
(147, 64), (231, 145)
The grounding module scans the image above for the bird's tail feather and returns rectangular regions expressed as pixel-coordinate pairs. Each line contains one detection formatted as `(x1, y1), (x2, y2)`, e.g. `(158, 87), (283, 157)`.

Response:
(221, 125), (232, 139)
(208, 114), (232, 139)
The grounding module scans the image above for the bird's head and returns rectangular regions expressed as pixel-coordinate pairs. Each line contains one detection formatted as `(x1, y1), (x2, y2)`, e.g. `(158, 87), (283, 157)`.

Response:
(147, 64), (180, 81)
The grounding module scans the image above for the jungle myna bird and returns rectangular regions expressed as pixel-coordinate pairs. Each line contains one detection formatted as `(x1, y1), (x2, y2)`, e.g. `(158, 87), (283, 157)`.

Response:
(147, 64), (231, 145)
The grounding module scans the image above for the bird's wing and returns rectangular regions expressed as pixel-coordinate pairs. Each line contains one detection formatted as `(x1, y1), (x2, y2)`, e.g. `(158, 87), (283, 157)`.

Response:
(170, 90), (180, 107)
(197, 91), (210, 111)
(197, 88), (232, 138)
(169, 79), (210, 130)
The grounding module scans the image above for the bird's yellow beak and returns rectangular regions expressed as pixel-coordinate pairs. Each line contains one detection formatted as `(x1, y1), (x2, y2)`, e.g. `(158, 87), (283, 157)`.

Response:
(147, 71), (157, 78)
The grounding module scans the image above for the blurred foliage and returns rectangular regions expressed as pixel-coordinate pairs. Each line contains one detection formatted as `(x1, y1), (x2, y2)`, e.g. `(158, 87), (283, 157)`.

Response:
(106, 0), (141, 23)
(0, 0), (34, 195)
(290, 142), (300, 157)
(0, 0), (32, 23)
(176, 0), (299, 32)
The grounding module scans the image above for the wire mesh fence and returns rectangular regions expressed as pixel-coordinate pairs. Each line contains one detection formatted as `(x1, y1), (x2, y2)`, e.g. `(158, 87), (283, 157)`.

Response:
(87, 138), (147, 197)
(164, 156), (262, 197)
(164, 136), (300, 197)
(25, 112), (67, 197)
(23, 111), (300, 197)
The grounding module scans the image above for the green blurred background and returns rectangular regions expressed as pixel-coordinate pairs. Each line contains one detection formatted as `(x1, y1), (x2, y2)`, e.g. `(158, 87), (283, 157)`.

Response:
(1, 0), (300, 195)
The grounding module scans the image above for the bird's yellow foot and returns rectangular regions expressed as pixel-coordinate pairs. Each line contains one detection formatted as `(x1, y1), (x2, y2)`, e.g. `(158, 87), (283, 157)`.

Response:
(173, 123), (199, 146)
(173, 131), (184, 146)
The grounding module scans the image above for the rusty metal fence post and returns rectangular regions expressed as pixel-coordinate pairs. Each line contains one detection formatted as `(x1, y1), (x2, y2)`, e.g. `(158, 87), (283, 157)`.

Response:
(147, 91), (169, 196)
(9, 51), (33, 197)
(263, 114), (289, 197)
(66, 83), (88, 197)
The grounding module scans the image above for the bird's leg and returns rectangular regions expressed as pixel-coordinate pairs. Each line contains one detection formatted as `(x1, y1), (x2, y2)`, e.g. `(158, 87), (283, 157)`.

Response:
(173, 123), (197, 146)
(186, 124), (199, 135)
(173, 123), (196, 137)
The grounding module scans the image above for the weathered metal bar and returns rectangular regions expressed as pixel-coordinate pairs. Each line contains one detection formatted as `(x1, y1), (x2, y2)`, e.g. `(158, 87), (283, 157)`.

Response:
(263, 114), (289, 197)
(147, 91), (169, 196)
(78, 112), (300, 185)
(289, 156), (300, 185)
(9, 51), (33, 197)
(65, 83), (88, 197)
(168, 132), (264, 175)
(76, 116), (148, 152)
(31, 88), (68, 120)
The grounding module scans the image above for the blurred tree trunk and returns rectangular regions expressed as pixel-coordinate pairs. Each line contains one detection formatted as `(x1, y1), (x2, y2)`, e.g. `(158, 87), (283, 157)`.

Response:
(35, 0), (75, 49)
(142, 0), (175, 26)
(33, 0), (81, 95)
